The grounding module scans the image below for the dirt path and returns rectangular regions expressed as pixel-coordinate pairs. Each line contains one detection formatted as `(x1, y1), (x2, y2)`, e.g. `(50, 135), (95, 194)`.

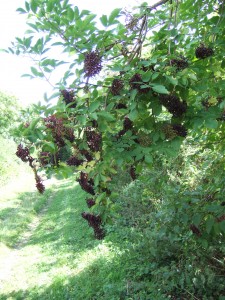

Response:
(13, 193), (54, 250)
(0, 180), (56, 287)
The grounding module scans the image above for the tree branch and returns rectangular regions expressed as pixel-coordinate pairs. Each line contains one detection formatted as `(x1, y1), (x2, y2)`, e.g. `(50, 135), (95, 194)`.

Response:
(147, 0), (170, 10)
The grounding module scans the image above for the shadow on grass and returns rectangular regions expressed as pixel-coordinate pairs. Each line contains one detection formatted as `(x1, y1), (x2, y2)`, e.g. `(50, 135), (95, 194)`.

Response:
(0, 246), (129, 300)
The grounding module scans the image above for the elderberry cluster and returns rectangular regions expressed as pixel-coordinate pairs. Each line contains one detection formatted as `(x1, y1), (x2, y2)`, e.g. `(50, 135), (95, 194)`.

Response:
(86, 198), (96, 208)
(80, 149), (93, 162)
(44, 115), (75, 147)
(85, 127), (102, 152)
(118, 116), (133, 137)
(81, 212), (105, 239)
(61, 89), (76, 108)
(35, 175), (45, 194)
(172, 124), (188, 137)
(195, 45), (214, 59)
(111, 79), (124, 96)
(66, 156), (84, 166)
(190, 224), (201, 237)
(130, 165), (136, 180)
(16, 144), (34, 168)
(84, 51), (102, 78)
(159, 94), (187, 117)
(16, 144), (30, 162)
(39, 151), (51, 166)
(78, 172), (95, 195)
(129, 73), (150, 93)
(170, 57), (188, 71)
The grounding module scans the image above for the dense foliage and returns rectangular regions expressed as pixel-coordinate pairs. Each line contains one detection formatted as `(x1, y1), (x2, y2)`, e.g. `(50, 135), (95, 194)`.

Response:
(6, 1), (225, 296)
(0, 91), (20, 136)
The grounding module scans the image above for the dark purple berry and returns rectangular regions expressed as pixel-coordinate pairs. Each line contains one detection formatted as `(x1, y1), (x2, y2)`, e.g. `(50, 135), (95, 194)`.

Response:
(61, 89), (76, 108)
(170, 57), (188, 71)
(86, 198), (96, 208)
(111, 79), (124, 96)
(129, 73), (150, 93)
(172, 124), (188, 137)
(84, 51), (102, 78)
(16, 144), (30, 162)
(159, 94), (187, 117)
(85, 127), (102, 152)
(195, 45), (214, 59)
(190, 224), (201, 237)
(130, 165), (136, 180)
(66, 156), (84, 166)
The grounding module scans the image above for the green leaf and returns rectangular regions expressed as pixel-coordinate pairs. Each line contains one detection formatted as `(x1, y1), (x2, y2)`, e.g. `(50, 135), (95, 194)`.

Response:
(166, 75), (178, 86)
(193, 214), (201, 226)
(30, 0), (38, 13)
(144, 154), (153, 164)
(97, 111), (115, 121)
(206, 217), (214, 234)
(89, 101), (101, 113)
(30, 66), (43, 77)
(25, 1), (30, 12)
(108, 8), (121, 25)
(205, 119), (218, 129)
(219, 220), (225, 233)
(100, 15), (108, 27)
(151, 84), (169, 94)
(16, 7), (27, 14)
(142, 71), (152, 82)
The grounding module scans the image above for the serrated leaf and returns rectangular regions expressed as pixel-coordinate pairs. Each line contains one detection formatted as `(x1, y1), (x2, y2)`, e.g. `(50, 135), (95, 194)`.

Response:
(151, 84), (169, 94)
(97, 111), (115, 121)
(108, 8), (121, 25)
(100, 15), (108, 27)
(166, 75), (178, 85)
(89, 101), (101, 113)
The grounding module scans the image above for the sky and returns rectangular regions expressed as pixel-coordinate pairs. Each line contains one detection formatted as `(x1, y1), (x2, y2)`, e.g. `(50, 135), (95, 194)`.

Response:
(0, 0), (151, 107)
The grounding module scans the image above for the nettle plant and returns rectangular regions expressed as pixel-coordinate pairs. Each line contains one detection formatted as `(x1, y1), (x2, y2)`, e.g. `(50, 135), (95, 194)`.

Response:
(10, 0), (225, 238)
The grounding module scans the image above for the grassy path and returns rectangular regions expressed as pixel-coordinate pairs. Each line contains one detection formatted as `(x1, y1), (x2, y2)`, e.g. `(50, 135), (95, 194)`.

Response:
(0, 178), (124, 300)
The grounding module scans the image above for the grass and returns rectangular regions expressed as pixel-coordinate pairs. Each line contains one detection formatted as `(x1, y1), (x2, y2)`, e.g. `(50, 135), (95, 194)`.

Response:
(0, 177), (128, 300)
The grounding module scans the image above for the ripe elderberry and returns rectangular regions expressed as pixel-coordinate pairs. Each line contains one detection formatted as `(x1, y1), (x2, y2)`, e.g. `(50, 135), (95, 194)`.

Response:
(81, 212), (105, 239)
(172, 124), (188, 137)
(129, 73), (150, 93)
(159, 94), (187, 117)
(35, 176), (45, 194)
(190, 224), (201, 237)
(130, 165), (136, 180)
(170, 57), (188, 71)
(85, 127), (102, 152)
(78, 172), (95, 195)
(84, 51), (102, 78)
(195, 45), (214, 59)
(66, 156), (84, 166)
(111, 79), (124, 96)
(86, 198), (96, 208)
(115, 103), (127, 109)
(118, 117), (133, 137)
(61, 89), (76, 108)
(80, 149), (93, 162)
(39, 151), (51, 166)
(16, 144), (30, 162)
